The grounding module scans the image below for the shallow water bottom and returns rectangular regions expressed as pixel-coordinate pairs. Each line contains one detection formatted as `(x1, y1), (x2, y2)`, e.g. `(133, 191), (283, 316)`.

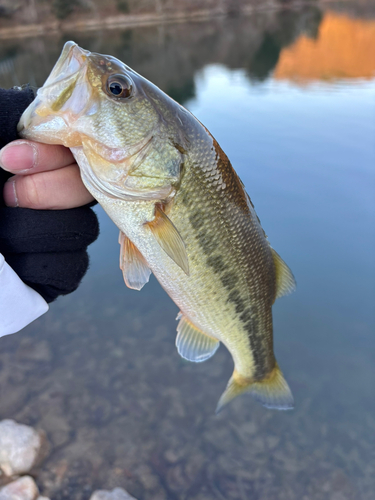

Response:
(0, 264), (373, 500)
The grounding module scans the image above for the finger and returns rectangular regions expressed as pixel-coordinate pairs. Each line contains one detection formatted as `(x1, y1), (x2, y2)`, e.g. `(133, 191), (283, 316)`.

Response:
(0, 140), (75, 174)
(3, 164), (94, 209)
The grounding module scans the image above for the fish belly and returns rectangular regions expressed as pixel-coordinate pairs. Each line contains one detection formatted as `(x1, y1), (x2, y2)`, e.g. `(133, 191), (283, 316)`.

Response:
(74, 140), (276, 383)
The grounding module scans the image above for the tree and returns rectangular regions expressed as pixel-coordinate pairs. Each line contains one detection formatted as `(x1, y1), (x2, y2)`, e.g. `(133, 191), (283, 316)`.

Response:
(52, 0), (77, 20)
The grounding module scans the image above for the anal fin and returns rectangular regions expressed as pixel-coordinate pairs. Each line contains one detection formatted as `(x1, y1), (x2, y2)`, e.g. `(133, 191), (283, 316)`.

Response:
(176, 315), (220, 363)
(147, 205), (189, 275)
(271, 248), (296, 300)
(119, 231), (151, 290)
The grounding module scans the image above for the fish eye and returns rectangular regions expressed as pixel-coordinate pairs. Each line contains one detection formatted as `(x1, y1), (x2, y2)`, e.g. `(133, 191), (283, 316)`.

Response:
(105, 74), (133, 99)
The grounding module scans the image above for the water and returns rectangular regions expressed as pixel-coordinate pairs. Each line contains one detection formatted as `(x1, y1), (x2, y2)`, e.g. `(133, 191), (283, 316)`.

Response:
(0, 5), (374, 500)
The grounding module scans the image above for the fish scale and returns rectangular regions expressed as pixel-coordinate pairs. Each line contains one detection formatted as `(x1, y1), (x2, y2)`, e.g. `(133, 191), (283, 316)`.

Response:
(18, 41), (296, 412)
(170, 123), (274, 378)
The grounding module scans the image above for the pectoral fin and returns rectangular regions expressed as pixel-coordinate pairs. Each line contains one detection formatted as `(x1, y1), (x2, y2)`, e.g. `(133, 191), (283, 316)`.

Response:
(176, 315), (220, 362)
(271, 248), (296, 300)
(119, 231), (151, 290)
(147, 205), (189, 275)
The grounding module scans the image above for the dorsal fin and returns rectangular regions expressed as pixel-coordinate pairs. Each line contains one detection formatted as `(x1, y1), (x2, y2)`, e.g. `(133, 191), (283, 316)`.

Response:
(147, 205), (189, 275)
(176, 315), (220, 362)
(271, 248), (296, 300)
(119, 231), (151, 290)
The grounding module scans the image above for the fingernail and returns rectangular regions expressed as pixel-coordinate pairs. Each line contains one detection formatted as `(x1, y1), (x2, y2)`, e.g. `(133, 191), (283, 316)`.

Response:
(0, 142), (36, 172)
(3, 178), (19, 207)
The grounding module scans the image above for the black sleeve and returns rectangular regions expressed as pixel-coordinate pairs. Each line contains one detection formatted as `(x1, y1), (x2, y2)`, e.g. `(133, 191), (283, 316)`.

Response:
(0, 86), (99, 303)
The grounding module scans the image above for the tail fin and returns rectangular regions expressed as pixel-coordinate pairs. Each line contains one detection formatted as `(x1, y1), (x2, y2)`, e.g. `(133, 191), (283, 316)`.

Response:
(216, 363), (294, 413)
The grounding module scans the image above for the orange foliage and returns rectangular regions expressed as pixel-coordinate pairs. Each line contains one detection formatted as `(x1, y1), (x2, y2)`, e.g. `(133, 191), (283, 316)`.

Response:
(274, 12), (375, 82)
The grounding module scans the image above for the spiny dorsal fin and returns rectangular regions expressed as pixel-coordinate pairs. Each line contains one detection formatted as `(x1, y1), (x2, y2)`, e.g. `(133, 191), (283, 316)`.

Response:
(119, 231), (151, 291)
(176, 315), (220, 362)
(216, 364), (294, 413)
(147, 205), (189, 275)
(271, 248), (296, 300)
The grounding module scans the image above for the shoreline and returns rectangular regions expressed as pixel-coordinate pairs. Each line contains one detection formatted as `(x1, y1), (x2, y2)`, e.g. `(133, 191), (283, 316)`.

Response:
(0, 0), (344, 40)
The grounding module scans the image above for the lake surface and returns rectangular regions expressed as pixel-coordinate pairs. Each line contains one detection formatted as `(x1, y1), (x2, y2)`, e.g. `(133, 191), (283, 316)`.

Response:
(0, 5), (374, 500)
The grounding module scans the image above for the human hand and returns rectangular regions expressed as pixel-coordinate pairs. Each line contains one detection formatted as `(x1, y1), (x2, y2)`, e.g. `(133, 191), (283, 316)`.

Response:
(0, 140), (94, 209)
(0, 142), (98, 304)
(0, 86), (99, 304)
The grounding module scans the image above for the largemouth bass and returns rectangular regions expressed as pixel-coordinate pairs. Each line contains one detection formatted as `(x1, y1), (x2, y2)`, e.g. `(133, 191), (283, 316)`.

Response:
(18, 42), (296, 412)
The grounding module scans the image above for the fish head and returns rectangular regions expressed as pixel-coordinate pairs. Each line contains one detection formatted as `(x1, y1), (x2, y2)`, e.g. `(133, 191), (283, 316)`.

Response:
(18, 41), (185, 201)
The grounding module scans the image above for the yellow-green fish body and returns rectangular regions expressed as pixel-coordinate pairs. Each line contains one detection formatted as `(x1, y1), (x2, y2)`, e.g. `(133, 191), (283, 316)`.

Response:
(18, 42), (296, 411)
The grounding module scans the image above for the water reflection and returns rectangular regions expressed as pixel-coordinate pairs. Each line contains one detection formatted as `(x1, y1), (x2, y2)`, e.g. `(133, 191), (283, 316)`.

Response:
(246, 7), (322, 81)
(275, 12), (375, 82)
(0, 5), (374, 500)
(2, 5), (374, 99)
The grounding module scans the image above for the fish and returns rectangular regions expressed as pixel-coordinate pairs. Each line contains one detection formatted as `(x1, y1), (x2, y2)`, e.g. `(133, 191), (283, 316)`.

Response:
(18, 41), (296, 412)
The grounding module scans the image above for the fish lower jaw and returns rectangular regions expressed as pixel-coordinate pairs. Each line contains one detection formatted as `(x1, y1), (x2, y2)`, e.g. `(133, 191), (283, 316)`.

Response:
(18, 110), (70, 145)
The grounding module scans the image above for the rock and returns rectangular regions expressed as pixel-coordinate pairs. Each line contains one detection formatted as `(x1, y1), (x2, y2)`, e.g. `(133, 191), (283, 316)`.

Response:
(0, 420), (48, 476)
(89, 488), (138, 500)
(0, 476), (39, 500)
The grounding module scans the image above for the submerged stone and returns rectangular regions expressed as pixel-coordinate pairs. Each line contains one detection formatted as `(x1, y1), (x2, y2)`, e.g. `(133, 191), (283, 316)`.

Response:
(0, 420), (47, 476)
(90, 488), (138, 500)
(0, 476), (41, 500)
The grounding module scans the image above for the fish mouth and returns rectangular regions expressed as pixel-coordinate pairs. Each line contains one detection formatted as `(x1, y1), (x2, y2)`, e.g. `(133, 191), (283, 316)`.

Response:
(43, 41), (89, 89)
(18, 42), (92, 142)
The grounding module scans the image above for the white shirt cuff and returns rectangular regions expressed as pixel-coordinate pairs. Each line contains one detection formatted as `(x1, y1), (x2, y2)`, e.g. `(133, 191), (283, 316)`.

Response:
(0, 253), (49, 337)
